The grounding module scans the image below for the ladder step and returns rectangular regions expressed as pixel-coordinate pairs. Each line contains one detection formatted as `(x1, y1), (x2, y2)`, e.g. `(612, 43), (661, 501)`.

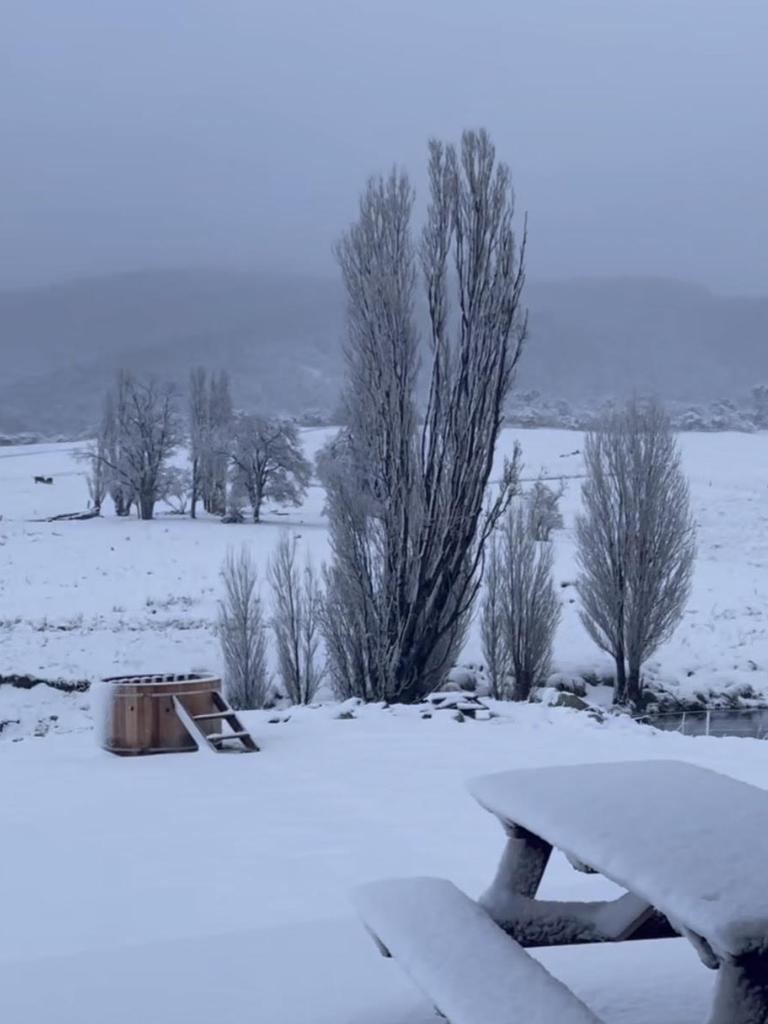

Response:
(209, 730), (251, 743)
(172, 695), (258, 753)
(193, 711), (238, 721)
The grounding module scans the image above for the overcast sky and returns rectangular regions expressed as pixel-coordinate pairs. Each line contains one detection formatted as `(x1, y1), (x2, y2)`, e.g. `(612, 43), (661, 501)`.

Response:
(1, 0), (766, 292)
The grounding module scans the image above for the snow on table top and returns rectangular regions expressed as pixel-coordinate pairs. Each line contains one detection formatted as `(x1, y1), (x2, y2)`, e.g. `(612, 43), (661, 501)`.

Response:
(469, 760), (768, 958)
(353, 876), (603, 1024)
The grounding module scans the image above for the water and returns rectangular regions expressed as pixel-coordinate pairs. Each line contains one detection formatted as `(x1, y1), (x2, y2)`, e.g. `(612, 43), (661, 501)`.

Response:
(640, 708), (768, 739)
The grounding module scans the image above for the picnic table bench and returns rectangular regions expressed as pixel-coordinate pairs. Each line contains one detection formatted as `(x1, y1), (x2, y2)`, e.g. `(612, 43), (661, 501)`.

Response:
(354, 760), (768, 1024)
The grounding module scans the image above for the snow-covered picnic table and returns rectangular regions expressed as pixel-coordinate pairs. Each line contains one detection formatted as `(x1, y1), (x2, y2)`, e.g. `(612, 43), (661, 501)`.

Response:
(354, 760), (768, 1023)
(470, 759), (768, 1024)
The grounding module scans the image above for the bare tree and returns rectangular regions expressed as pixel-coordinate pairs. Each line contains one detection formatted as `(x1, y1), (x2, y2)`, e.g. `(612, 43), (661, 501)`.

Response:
(480, 532), (509, 699)
(92, 371), (178, 519)
(162, 466), (192, 515)
(229, 415), (310, 523)
(269, 533), (325, 704)
(222, 476), (247, 524)
(97, 375), (134, 516)
(189, 368), (233, 517)
(81, 397), (111, 513)
(119, 374), (180, 520)
(218, 547), (271, 709)
(207, 371), (233, 515)
(526, 477), (565, 541)
(188, 367), (208, 519)
(499, 502), (560, 701)
(576, 399), (696, 710)
(321, 129), (527, 703)
(86, 456), (107, 513)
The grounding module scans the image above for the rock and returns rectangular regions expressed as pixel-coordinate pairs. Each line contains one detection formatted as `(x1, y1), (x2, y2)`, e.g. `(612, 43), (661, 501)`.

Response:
(552, 691), (589, 711)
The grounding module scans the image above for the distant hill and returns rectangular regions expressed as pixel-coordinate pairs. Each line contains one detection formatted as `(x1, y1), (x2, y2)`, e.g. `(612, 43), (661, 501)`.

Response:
(0, 269), (765, 435)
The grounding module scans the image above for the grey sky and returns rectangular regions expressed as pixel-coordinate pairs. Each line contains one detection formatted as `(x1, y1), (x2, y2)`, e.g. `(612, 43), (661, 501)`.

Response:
(1, 0), (766, 292)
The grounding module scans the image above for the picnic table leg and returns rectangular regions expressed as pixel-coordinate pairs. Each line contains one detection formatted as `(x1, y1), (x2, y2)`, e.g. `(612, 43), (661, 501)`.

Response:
(479, 822), (552, 915)
(478, 819), (671, 947)
(708, 951), (768, 1024)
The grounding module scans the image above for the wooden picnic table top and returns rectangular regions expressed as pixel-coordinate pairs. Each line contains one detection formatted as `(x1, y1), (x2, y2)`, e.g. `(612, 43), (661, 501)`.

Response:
(469, 759), (768, 959)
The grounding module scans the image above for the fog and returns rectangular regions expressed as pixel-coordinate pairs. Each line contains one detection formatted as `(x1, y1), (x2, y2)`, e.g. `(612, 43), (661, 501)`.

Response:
(2, 0), (766, 292)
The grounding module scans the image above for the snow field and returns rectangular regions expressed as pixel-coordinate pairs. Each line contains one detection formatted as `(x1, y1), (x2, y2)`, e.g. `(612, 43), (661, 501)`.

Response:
(2, 427), (768, 707)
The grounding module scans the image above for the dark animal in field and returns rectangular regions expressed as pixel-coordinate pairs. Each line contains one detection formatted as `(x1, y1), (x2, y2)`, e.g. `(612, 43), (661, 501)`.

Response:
(33, 476), (54, 484)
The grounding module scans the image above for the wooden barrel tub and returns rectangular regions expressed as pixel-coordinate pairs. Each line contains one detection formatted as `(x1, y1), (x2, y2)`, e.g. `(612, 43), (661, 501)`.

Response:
(102, 673), (222, 755)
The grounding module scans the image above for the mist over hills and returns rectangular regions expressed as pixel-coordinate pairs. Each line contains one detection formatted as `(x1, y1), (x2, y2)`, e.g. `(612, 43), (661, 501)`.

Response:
(0, 269), (765, 435)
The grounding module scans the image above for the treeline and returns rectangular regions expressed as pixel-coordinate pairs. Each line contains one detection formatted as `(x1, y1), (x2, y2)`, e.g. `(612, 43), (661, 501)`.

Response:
(87, 368), (310, 522)
(507, 386), (768, 433)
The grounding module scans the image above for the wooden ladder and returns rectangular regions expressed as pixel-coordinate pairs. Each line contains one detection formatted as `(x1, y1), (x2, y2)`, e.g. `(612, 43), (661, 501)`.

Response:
(173, 691), (259, 753)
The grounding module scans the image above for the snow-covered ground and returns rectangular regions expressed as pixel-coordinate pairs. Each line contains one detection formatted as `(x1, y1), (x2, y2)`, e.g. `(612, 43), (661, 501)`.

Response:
(2, 428), (768, 1022)
(3, 701), (768, 1023)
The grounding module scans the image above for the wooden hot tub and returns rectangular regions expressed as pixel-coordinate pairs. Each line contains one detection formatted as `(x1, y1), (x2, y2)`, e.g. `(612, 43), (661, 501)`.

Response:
(102, 673), (223, 755)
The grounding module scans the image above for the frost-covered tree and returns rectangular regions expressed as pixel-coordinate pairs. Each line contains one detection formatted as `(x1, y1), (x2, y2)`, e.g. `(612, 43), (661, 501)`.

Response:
(218, 547), (270, 709)
(499, 502), (560, 701)
(207, 371), (233, 515)
(229, 415), (310, 523)
(321, 129), (527, 703)
(269, 533), (325, 704)
(526, 477), (565, 541)
(480, 533), (509, 699)
(576, 399), (696, 709)
(97, 373), (135, 516)
(86, 452), (108, 513)
(122, 375), (180, 520)
(161, 466), (192, 515)
(188, 367), (208, 519)
(93, 371), (179, 520)
(83, 395), (111, 513)
(189, 368), (233, 517)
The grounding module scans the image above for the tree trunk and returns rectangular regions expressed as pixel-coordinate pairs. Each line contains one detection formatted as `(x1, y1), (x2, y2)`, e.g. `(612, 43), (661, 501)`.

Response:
(212, 484), (225, 517)
(626, 661), (642, 712)
(139, 492), (155, 520)
(252, 483), (263, 524)
(190, 459), (198, 519)
(513, 669), (533, 702)
(614, 655), (627, 705)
